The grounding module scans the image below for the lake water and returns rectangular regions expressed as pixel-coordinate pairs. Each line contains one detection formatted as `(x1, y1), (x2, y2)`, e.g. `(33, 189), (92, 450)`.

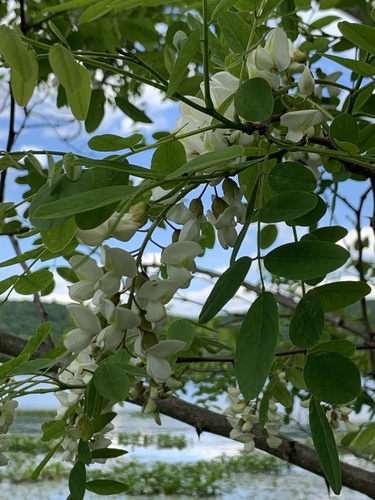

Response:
(2, 402), (373, 500)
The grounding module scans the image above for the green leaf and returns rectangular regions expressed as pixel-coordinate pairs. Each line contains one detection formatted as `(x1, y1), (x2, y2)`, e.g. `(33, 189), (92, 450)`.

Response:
(199, 257), (252, 323)
(20, 321), (52, 357)
(91, 412), (117, 434)
(234, 78), (274, 122)
(0, 25), (33, 80)
(78, 440), (92, 465)
(0, 354), (30, 380)
(31, 441), (62, 480)
(66, 64), (92, 121)
(93, 363), (130, 402)
(91, 448), (128, 459)
(166, 145), (245, 179)
(320, 53), (375, 78)
(88, 133), (143, 152)
(210, 0), (239, 22)
(306, 226), (348, 243)
(167, 29), (200, 97)
(258, 190), (318, 223)
(289, 290), (324, 348)
(34, 185), (135, 219)
(353, 427), (375, 448)
(10, 358), (55, 375)
(49, 44), (82, 92)
(330, 113), (359, 149)
(116, 97), (152, 124)
(167, 319), (195, 349)
(41, 217), (77, 253)
(314, 281), (371, 312)
(14, 269), (54, 295)
(260, 224), (278, 250)
(311, 340), (356, 358)
(235, 292), (279, 400)
(264, 241), (349, 280)
(151, 141), (187, 176)
(85, 89), (106, 133)
(304, 351), (361, 404)
(0, 275), (18, 294)
(86, 479), (129, 495)
(79, 0), (114, 24)
(218, 11), (252, 53)
(69, 461), (86, 500)
(290, 195), (327, 227)
(271, 380), (293, 408)
(338, 22), (375, 57)
(268, 161), (317, 192)
(41, 419), (66, 442)
(11, 47), (38, 106)
(309, 397), (342, 495)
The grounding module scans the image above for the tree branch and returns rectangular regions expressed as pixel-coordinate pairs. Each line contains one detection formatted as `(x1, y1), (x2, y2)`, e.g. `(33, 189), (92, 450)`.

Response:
(131, 395), (375, 499)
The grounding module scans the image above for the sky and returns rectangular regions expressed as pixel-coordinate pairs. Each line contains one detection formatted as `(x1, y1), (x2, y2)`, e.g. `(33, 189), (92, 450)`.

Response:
(0, 6), (374, 317)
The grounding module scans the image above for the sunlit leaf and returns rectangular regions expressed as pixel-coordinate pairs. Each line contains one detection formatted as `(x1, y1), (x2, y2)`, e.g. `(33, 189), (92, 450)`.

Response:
(66, 65), (92, 121)
(167, 29), (200, 97)
(93, 363), (130, 402)
(49, 44), (82, 92)
(268, 161), (316, 192)
(88, 133), (143, 152)
(14, 269), (54, 295)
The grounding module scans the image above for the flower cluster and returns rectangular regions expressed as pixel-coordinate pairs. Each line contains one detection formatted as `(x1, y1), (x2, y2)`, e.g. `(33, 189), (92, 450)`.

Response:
(0, 398), (18, 466)
(301, 399), (361, 433)
(226, 387), (283, 452)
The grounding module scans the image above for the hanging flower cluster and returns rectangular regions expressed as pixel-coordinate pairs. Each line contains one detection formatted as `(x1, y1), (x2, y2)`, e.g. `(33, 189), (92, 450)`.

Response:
(226, 386), (283, 452)
(300, 399), (361, 433)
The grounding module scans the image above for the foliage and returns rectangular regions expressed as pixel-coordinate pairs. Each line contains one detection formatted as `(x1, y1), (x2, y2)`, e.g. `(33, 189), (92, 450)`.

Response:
(0, 0), (375, 498)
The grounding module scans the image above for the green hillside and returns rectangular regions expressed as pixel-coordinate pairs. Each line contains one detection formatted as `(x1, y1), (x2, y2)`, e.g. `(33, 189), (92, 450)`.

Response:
(0, 301), (73, 342)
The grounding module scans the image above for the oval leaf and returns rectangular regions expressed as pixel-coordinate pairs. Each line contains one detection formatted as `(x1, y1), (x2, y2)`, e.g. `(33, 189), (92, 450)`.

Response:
(314, 281), (371, 312)
(14, 269), (54, 295)
(34, 185), (135, 219)
(88, 133), (144, 152)
(330, 113), (359, 147)
(309, 397), (342, 495)
(268, 161), (317, 193)
(304, 351), (361, 404)
(199, 257), (252, 323)
(93, 363), (130, 402)
(69, 461), (86, 500)
(235, 292), (279, 400)
(49, 44), (82, 92)
(306, 226), (348, 243)
(260, 224), (278, 250)
(234, 78), (274, 122)
(289, 290), (324, 348)
(264, 241), (349, 280)
(66, 64), (92, 121)
(86, 479), (129, 495)
(258, 190), (318, 223)
(152, 141), (187, 176)
(0, 25), (33, 80)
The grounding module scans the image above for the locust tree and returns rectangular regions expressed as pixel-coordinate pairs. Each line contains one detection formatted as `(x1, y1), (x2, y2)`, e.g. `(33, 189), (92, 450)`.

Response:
(0, 0), (375, 497)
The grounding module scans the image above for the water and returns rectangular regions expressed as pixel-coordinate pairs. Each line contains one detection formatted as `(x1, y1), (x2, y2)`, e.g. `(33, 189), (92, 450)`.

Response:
(2, 404), (373, 499)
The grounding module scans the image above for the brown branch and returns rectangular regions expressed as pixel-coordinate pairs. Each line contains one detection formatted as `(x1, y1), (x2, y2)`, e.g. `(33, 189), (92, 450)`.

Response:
(196, 267), (369, 339)
(130, 395), (375, 499)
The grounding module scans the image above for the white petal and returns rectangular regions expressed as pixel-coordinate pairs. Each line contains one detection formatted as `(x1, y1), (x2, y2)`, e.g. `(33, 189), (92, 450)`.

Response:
(147, 339), (186, 358)
(145, 301), (167, 323)
(264, 27), (290, 71)
(76, 221), (110, 246)
(101, 299), (116, 322)
(101, 246), (137, 278)
(147, 355), (173, 382)
(138, 280), (179, 303)
(70, 255), (103, 280)
(64, 328), (95, 352)
(161, 241), (202, 267)
(116, 307), (141, 329)
(68, 280), (95, 302)
(67, 304), (101, 333)
(96, 271), (121, 295)
(97, 325), (123, 349)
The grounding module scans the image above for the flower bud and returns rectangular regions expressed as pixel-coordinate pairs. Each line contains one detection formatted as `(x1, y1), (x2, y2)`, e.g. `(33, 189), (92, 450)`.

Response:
(189, 198), (204, 219)
(211, 197), (229, 219)
(298, 66), (315, 96)
(129, 202), (148, 226)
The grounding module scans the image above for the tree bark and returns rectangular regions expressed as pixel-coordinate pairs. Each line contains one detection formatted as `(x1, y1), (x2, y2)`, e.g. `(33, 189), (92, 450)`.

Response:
(132, 395), (375, 499)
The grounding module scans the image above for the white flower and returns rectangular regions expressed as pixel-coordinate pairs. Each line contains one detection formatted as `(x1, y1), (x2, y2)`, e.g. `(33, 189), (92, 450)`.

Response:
(59, 350), (98, 386)
(77, 220), (109, 246)
(280, 109), (322, 142)
(68, 255), (103, 302)
(266, 435), (283, 449)
(137, 279), (179, 322)
(264, 28), (291, 72)
(146, 340), (186, 383)
(64, 304), (101, 352)
(207, 207), (238, 249)
(0, 400), (18, 433)
(298, 66), (315, 96)
(167, 203), (194, 225)
(101, 246), (137, 279)
(161, 241), (202, 268)
(97, 299), (140, 349)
